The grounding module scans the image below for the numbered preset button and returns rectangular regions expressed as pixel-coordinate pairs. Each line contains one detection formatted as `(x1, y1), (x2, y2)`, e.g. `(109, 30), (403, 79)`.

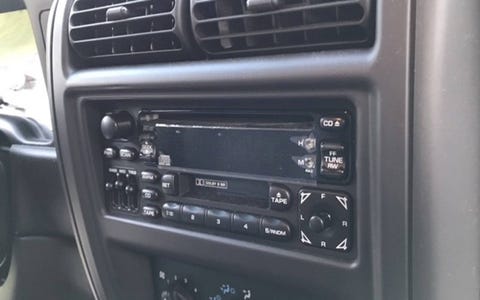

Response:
(181, 205), (205, 225)
(206, 209), (231, 230)
(232, 213), (260, 236)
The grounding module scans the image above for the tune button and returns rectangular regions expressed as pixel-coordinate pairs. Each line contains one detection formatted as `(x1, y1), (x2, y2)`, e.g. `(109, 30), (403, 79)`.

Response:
(119, 148), (137, 161)
(140, 171), (159, 183)
(206, 209), (231, 231)
(319, 142), (346, 178)
(141, 189), (160, 201)
(260, 217), (291, 240)
(232, 213), (260, 236)
(162, 202), (181, 221)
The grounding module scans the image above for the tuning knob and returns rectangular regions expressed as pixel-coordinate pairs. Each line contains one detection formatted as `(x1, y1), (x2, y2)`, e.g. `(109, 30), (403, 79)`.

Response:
(101, 111), (134, 140)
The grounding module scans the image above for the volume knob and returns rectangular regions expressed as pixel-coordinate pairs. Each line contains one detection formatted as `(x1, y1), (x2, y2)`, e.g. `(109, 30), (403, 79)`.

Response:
(101, 111), (134, 140)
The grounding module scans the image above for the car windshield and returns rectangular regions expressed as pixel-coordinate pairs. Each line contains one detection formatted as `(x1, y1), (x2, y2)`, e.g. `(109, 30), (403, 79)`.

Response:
(0, 9), (51, 129)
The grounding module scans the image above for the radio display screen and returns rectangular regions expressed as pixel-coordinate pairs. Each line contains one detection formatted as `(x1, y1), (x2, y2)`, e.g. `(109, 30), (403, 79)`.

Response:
(149, 114), (318, 181)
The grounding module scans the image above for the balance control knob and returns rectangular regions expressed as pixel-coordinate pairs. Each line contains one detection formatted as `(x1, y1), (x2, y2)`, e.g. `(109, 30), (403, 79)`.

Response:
(101, 111), (134, 140)
(308, 212), (332, 233)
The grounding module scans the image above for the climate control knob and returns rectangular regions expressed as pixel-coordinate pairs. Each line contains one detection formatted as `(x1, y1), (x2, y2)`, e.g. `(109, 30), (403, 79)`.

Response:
(101, 111), (134, 140)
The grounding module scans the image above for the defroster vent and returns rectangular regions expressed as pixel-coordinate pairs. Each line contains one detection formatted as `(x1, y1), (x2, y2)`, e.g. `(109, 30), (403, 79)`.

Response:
(191, 0), (374, 56)
(69, 0), (191, 63)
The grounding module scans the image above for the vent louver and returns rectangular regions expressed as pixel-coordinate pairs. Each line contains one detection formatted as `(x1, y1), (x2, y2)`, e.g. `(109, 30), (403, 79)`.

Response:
(191, 0), (373, 56)
(69, 0), (191, 63)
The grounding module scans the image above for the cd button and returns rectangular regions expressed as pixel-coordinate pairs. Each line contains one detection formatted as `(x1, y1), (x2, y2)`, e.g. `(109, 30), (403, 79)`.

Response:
(320, 116), (346, 130)
(232, 213), (260, 236)
(181, 205), (205, 225)
(260, 217), (291, 240)
(161, 202), (181, 221)
(141, 189), (160, 201)
(206, 209), (231, 230)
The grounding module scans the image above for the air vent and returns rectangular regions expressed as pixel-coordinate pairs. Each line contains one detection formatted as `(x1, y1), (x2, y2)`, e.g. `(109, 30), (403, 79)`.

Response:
(191, 0), (374, 56)
(69, 0), (191, 63)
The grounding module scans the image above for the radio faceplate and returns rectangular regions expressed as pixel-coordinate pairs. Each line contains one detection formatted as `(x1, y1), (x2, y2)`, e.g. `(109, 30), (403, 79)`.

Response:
(101, 107), (355, 253)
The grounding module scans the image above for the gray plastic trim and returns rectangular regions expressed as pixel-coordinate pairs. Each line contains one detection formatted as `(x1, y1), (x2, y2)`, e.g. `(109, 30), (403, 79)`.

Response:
(412, 1), (480, 299)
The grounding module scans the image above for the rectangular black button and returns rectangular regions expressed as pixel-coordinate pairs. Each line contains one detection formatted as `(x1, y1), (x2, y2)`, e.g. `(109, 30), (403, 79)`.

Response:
(142, 206), (160, 218)
(161, 202), (181, 221)
(103, 147), (117, 159)
(141, 189), (159, 201)
(206, 209), (231, 230)
(260, 217), (291, 240)
(320, 142), (346, 178)
(181, 205), (205, 225)
(140, 171), (159, 183)
(320, 116), (346, 130)
(232, 213), (260, 235)
(161, 174), (178, 195)
(119, 148), (137, 160)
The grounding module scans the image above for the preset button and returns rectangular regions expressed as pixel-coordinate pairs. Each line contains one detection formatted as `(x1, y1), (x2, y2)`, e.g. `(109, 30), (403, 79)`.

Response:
(206, 209), (231, 230)
(261, 217), (291, 240)
(161, 202), (181, 221)
(181, 205), (205, 225)
(232, 213), (260, 236)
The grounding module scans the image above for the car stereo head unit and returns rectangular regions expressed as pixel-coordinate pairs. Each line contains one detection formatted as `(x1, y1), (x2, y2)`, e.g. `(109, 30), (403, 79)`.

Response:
(100, 107), (354, 253)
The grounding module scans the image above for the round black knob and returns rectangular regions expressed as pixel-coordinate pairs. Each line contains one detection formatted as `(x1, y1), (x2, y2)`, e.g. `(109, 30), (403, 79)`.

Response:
(101, 111), (134, 140)
(308, 213), (332, 233)
(171, 284), (195, 300)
